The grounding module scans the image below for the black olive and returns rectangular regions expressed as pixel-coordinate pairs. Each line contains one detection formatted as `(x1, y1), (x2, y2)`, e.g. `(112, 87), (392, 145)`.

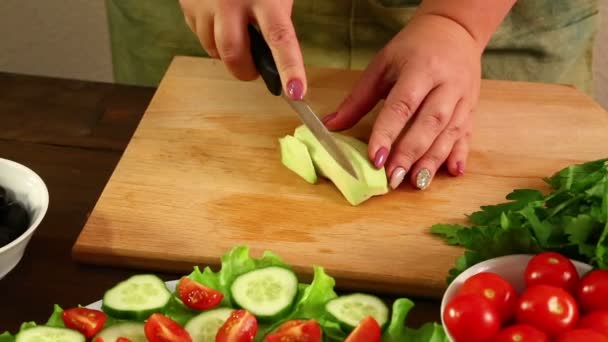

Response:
(0, 225), (11, 247)
(5, 202), (29, 240)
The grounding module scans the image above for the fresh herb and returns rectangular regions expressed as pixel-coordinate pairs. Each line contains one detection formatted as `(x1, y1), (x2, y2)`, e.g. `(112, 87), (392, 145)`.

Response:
(431, 158), (608, 284)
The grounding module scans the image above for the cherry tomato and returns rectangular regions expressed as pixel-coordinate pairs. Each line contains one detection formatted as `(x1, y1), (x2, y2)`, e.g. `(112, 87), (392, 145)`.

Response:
(265, 319), (322, 342)
(556, 329), (608, 342)
(144, 313), (192, 342)
(577, 310), (608, 337)
(515, 284), (579, 337)
(177, 276), (224, 310)
(117, 338), (132, 342)
(494, 324), (549, 342)
(525, 252), (579, 294)
(344, 316), (381, 342)
(443, 294), (501, 342)
(61, 307), (107, 339)
(216, 310), (258, 342)
(576, 270), (608, 314)
(458, 272), (518, 322)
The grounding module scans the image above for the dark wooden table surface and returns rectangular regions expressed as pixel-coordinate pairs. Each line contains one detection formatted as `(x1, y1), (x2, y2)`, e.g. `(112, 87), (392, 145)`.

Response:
(0, 72), (440, 334)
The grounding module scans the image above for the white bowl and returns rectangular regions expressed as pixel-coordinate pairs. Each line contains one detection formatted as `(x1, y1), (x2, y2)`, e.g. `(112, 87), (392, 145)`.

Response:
(440, 254), (593, 341)
(0, 158), (49, 279)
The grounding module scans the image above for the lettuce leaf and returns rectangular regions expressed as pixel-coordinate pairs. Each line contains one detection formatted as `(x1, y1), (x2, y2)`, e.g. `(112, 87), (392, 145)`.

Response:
(45, 304), (65, 328)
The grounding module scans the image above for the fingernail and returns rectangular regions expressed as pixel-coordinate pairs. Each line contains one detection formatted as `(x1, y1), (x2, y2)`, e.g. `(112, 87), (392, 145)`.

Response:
(390, 167), (406, 190)
(322, 112), (337, 125)
(373, 147), (388, 169)
(416, 168), (432, 190)
(286, 79), (304, 100)
(457, 161), (465, 175)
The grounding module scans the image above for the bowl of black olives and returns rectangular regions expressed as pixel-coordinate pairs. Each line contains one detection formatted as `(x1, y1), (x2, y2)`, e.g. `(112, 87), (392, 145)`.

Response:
(0, 158), (48, 279)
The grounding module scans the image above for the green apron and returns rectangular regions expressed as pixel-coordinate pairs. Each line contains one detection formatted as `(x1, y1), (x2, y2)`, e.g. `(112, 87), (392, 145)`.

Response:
(105, 0), (598, 95)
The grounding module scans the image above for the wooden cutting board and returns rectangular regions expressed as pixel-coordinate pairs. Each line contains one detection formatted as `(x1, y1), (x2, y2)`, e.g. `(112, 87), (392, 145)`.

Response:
(72, 56), (608, 298)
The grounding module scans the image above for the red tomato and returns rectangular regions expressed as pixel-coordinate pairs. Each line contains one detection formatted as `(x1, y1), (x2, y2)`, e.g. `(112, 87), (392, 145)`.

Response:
(177, 276), (224, 310)
(577, 310), (608, 337)
(144, 313), (192, 342)
(458, 272), (518, 322)
(216, 310), (258, 342)
(576, 270), (608, 314)
(515, 285), (579, 337)
(556, 329), (608, 342)
(61, 307), (107, 338)
(443, 294), (501, 342)
(344, 316), (381, 342)
(494, 324), (549, 342)
(117, 338), (132, 342)
(265, 319), (322, 342)
(525, 252), (579, 294)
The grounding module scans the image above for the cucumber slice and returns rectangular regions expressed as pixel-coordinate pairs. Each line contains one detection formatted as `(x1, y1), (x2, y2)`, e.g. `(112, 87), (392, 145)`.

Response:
(15, 326), (85, 342)
(94, 322), (146, 342)
(325, 293), (389, 331)
(185, 307), (234, 342)
(230, 266), (298, 321)
(102, 274), (171, 321)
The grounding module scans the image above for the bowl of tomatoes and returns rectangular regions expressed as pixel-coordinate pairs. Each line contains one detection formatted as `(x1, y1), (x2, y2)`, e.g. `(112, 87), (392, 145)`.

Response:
(441, 252), (608, 341)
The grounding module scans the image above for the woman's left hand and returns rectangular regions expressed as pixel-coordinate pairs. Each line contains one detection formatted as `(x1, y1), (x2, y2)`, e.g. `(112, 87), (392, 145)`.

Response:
(322, 13), (481, 190)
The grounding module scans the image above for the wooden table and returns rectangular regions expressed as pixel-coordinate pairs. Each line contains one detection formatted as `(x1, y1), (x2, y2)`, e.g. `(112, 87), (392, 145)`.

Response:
(0, 72), (441, 333)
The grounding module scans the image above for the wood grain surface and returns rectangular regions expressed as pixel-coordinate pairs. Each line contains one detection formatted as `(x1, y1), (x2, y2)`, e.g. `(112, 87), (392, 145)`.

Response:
(72, 56), (608, 298)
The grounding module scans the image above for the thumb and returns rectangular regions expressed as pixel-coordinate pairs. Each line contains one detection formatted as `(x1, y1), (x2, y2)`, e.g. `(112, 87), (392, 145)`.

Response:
(321, 54), (390, 131)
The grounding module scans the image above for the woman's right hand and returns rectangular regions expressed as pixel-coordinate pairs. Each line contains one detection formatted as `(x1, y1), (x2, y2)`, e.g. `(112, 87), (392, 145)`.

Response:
(178, 0), (307, 100)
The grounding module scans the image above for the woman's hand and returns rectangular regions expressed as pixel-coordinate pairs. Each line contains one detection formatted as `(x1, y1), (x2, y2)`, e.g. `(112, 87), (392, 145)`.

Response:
(178, 0), (307, 100)
(322, 14), (481, 190)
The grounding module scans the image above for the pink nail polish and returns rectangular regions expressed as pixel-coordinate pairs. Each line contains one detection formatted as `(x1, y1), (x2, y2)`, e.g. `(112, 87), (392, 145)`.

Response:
(322, 112), (337, 125)
(286, 79), (304, 100)
(457, 161), (465, 175)
(374, 147), (388, 169)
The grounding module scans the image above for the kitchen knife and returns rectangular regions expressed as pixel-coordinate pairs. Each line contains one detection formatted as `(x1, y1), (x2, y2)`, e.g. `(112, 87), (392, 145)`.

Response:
(247, 24), (359, 180)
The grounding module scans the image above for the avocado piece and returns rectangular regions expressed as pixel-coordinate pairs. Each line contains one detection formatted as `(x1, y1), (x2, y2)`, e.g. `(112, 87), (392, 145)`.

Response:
(279, 135), (317, 184)
(293, 125), (388, 205)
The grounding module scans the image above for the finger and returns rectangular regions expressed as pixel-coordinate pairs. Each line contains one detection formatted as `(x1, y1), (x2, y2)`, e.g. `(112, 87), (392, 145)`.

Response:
(446, 113), (473, 176)
(253, 2), (307, 100)
(214, 4), (258, 80)
(367, 68), (436, 169)
(196, 13), (218, 58)
(384, 84), (459, 186)
(321, 52), (391, 132)
(404, 98), (470, 190)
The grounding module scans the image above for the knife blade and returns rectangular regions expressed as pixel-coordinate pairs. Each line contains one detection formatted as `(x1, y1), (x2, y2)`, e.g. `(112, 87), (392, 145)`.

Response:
(247, 24), (359, 180)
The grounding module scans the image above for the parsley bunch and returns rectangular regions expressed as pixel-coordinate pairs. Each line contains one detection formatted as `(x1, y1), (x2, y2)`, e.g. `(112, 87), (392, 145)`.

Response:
(431, 158), (608, 284)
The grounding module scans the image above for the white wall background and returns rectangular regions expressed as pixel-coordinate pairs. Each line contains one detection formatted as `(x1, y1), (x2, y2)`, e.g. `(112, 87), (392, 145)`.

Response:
(0, 0), (606, 110)
(0, 0), (113, 83)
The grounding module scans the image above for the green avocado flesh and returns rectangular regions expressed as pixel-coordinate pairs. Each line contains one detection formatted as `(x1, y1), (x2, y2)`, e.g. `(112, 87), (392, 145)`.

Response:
(280, 125), (388, 206)
(279, 134), (317, 184)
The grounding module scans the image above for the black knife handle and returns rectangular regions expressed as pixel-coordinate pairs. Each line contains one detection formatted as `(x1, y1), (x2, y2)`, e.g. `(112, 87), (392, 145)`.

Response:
(248, 24), (282, 96)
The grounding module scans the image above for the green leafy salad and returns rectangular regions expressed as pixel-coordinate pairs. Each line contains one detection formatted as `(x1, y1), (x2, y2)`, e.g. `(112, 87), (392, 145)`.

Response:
(0, 246), (447, 342)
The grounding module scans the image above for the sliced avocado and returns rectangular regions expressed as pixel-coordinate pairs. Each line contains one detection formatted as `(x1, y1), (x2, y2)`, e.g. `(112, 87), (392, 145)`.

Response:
(293, 125), (388, 205)
(279, 134), (317, 184)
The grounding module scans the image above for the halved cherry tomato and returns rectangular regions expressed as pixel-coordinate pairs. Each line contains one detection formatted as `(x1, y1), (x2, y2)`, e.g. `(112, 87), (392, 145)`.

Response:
(216, 309), (258, 342)
(61, 307), (107, 339)
(344, 316), (381, 342)
(577, 310), (608, 337)
(458, 272), (518, 322)
(177, 276), (224, 310)
(556, 328), (608, 342)
(524, 252), (579, 294)
(443, 294), (501, 342)
(576, 270), (608, 314)
(494, 324), (549, 342)
(144, 313), (192, 342)
(265, 319), (322, 342)
(515, 285), (579, 337)
(117, 338), (132, 342)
